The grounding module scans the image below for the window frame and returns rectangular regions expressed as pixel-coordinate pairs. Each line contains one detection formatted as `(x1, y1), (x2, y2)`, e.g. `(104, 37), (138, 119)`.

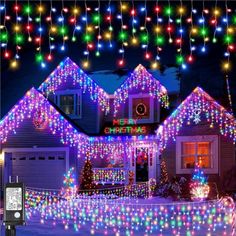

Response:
(128, 93), (156, 124)
(176, 135), (219, 174)
(55, 89), (82, 119)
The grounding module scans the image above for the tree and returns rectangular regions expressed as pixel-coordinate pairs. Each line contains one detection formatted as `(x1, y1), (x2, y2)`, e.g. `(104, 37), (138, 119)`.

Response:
(189, 163), (210, 201)
(61, 167), (77, 200)
(80, 159), (95, 190)
(159, 158), (169, 186)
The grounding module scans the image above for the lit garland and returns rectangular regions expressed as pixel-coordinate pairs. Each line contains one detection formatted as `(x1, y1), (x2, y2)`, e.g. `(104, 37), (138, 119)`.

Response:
(0, 1), (235, 69)
(93, 168), (126, 185)
(38, 57), (110, 114)
(113, 64), (169, 116)
(0, 87), (87, 154)
(156, 86), (236, 152)
(25, 188), (235, 235)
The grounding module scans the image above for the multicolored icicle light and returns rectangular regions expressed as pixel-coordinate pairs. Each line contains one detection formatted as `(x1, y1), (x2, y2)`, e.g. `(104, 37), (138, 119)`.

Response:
(113, 64), (169, 116)
(156, 87), (236, 152)
(0, 87), (87, 154)
(38, 57), (110, 114)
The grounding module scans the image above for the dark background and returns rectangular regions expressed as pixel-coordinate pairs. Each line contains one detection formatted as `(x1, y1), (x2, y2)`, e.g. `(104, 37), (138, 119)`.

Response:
(1, 1), (236, 117)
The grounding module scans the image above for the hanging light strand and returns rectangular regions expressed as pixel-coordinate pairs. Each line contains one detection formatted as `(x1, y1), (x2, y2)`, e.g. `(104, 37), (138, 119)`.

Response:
(107, 0), (112, 48)
(47, 0), (53, 61)
(118, 0), (125, 66)
(72, 0), (78, 42)
(213, 0), (218, 43)
(95, 0), (101, 57)
(82, 0), (90, 68)
(143, 0), (150, 60)
(224, 0), (233, 113)
(201, 0), (207, 52)
(188, 0), (194, 63)
(60, 0), (65, 51)
(2, 0), (9, 58)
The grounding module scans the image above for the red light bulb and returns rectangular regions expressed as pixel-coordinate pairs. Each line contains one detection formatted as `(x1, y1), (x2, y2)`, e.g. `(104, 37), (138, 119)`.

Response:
(118, 59), (124, 66)
(47, 54), (53, 61)
(145, 52), (151, 60)
(14, 5), (20, 12)
(4, 51), (10, 59)
(187, 55), (193, 63)
(155, 7), (160, 13)
(131, 9), (136, 16)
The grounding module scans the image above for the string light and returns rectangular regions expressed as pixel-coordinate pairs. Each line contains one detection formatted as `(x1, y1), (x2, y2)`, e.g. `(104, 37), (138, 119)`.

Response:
(25, 187), (234, 235)
(1, 2), (236, 70)
(113, 64), (169, 116)
(118, 0), (125, 67)
(156, 87), (236, 152)
(0, 87), (88, 152)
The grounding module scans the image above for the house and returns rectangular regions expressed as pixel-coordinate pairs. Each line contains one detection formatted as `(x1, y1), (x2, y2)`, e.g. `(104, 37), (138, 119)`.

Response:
(0, 57), (235, 192)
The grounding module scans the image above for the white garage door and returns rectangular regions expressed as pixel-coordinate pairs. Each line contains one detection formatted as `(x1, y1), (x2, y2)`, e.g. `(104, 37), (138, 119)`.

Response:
(9, 150), (67, 189)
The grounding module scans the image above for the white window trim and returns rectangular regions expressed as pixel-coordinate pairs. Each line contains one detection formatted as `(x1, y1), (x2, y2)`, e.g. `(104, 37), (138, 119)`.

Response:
(128, 93), (154, 124)
(176, 135), (219, 174)
(55, 89), (82, 119)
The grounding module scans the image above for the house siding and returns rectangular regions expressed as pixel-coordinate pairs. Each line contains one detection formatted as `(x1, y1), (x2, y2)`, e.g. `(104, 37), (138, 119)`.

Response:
(0, 118), (84, 186)
(47, 79), (103, 134)
(161, 120), (235, 190)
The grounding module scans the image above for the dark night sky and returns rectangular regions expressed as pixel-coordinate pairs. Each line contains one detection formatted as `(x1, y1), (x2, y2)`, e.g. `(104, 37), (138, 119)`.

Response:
(1, 1), (236, 118)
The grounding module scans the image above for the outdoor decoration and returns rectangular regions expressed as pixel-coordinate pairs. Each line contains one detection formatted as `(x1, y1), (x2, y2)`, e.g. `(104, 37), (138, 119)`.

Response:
(25, 188), (235, 235)
(32, 109), (47, 129)
(0, 87), (88, 155)
(0, 1), (235, 71)
(60, 167), (77, 200)
(156, 87), (236, 153)
(190, 163), (210, 201)
(159, 158), (169, 186)
(38, 57), (110, 114)
(80, 159), (95, 190)
(128, 171), (135, 185)
(93, 168), (126, 185)
(113, 64), (169, 116)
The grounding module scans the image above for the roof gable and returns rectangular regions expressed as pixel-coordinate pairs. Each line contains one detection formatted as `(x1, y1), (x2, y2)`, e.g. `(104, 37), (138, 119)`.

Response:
(113, 64), (169, 116)
(0, 88), (88, 152)
(38, 57), (110, 114)
(156, 87), (236, 152)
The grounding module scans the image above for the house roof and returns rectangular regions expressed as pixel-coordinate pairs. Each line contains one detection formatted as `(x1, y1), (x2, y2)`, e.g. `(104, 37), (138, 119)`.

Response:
(113, 64), (169, 116)
(38, 57), (110, 114)
(0, 87), (88, 148)
(90, 67), (179, 95)
(156, 86), (236, 152)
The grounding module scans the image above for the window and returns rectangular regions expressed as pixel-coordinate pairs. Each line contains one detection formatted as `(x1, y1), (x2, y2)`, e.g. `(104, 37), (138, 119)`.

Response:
(176, 135), (218, 174)
(60, 94), (74, 115)
(55, 90), (82, 118)
(129, 94), (155, 124)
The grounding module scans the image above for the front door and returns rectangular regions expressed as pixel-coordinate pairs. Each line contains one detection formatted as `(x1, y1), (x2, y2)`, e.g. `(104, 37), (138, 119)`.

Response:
(136, 147), (149, 182)
(129, 143), (157, 183)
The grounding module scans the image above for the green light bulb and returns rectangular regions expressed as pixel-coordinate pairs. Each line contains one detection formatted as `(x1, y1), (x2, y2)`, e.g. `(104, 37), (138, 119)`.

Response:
(155, 36), (165, 45)
(176, 55), (184, 65)
(23, 4), (32, 14)
(15, 34), (24, 44)
(118, 31), (128, 41)
(164, 6), (173, 16)
(35, 53), (43, 63)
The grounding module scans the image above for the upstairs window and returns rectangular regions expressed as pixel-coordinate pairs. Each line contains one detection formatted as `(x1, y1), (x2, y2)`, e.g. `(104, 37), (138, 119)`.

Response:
(60, 94), (74, 115)
(55, 90), (82, 118)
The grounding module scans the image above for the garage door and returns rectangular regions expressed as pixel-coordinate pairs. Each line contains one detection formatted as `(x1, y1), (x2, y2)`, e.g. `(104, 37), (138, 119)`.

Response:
(8, 150), (67, 189)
